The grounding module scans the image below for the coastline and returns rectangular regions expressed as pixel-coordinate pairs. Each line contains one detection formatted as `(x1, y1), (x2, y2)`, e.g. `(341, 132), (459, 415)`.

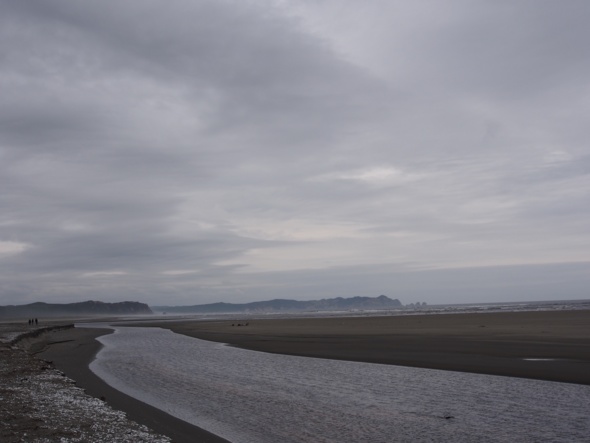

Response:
(138, 309), (590, 385)
(4, 308), (589, 441)
(1, 324), (170, 443)
(32, 326), (229, 443)
(8, 326), (228, 443)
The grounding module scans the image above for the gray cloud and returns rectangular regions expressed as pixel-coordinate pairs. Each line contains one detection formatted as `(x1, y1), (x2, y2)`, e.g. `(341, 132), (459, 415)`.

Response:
(1, 1), (589, 306)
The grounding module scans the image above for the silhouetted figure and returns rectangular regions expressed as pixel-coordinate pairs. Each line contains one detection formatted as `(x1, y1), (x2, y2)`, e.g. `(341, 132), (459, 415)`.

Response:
(35, 318), (38, 325)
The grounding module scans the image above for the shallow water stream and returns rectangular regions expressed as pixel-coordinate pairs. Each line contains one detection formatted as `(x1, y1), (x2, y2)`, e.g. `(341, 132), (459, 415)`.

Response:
(88, 325), (590, 443)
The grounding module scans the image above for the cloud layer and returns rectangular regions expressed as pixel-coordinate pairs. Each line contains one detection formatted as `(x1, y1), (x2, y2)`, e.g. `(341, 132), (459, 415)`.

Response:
(1, 0), (589, 305)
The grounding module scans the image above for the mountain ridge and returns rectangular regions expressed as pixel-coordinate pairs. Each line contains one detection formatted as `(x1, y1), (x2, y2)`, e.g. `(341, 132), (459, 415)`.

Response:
(154, 295), (402, 314)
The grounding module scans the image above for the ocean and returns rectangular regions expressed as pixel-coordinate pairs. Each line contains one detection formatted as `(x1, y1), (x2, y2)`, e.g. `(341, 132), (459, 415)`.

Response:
(85, 324), (590, 443)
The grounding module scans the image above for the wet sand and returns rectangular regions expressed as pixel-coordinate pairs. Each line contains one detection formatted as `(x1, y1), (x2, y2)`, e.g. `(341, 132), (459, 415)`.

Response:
(35, 327), (229, 443)
(10, 309), (590, 442)
(140, 310), (590, 385)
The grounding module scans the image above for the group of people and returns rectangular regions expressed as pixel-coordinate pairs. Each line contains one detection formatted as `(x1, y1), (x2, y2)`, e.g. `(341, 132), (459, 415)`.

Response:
(28, 318), (39, 326)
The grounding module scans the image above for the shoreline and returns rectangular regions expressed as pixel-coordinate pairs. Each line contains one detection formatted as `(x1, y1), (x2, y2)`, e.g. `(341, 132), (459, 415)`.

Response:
(138, 309), (590, 385)
(35, 326), (229, 443)
(1, 324), (170, 442)
(5, 308), (589, 441)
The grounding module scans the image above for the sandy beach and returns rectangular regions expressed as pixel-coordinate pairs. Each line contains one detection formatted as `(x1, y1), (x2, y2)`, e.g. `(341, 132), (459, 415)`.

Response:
(3, 309), (589, 441)
(1, 322), (228, 443)
(35, 327), (229, 443)
(139, 309), (590, 385)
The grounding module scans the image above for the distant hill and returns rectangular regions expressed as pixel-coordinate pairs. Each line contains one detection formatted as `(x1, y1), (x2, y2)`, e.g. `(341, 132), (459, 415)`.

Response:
(0, 300), (153, 318)
(153, 295), (402, 314)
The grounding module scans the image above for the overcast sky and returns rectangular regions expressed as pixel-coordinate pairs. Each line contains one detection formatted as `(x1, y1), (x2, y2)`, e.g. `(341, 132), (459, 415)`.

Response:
(1, 0), (589, 307)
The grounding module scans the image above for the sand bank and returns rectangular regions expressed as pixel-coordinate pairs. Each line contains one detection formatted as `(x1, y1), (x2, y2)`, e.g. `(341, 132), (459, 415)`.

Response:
(5, 309), (588, 441)
(139, 310), (590, 385)
(31, 327), (229, 443)
(1, 325), (171, 443)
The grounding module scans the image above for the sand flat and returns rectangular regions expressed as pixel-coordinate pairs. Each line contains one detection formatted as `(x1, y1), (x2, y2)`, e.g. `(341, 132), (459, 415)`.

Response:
(140, 310), (590, 385)
(4, 309), (588, 442)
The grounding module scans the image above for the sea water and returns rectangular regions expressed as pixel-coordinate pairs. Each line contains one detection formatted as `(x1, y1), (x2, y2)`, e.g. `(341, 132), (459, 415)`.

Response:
(87, 326), (590, 443)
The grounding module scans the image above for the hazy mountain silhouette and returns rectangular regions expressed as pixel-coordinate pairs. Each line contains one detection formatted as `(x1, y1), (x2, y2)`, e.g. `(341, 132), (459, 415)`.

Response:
(154, 295), (402, 314)
(0, 300), (153, 318)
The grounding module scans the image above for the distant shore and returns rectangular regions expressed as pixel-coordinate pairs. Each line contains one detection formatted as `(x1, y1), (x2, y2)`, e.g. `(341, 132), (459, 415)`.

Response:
(139, 309), (590, 385)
